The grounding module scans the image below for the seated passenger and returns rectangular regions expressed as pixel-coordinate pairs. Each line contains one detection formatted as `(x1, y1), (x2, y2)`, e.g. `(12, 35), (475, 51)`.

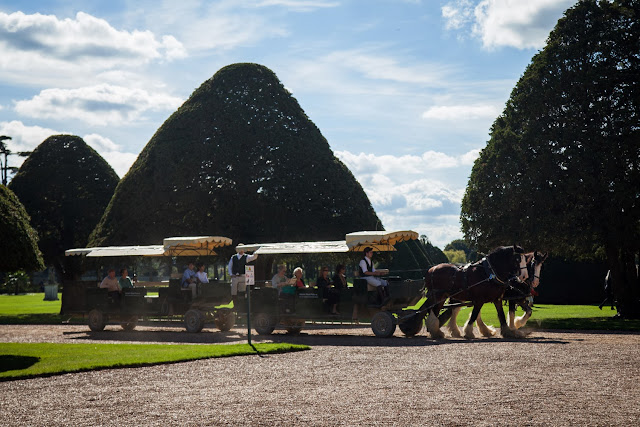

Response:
(359, 247), (390, 305)
(99, 268), (121, 301)
(334, 264), (358, 323)
(195, 263), (209, 284)
(181, 262), (198, 298)
(271, 264), (288, 292)
(119, 268), (134, 290)
(293, 267), (306, 288)
(317, 266), (339, 314)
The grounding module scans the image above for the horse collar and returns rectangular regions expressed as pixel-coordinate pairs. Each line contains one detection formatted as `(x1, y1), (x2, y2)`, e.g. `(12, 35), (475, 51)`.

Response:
(482, 257), (506, 285)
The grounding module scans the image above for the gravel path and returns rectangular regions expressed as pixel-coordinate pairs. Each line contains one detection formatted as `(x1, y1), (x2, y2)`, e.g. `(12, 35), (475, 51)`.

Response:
(1, 324), (639, 426)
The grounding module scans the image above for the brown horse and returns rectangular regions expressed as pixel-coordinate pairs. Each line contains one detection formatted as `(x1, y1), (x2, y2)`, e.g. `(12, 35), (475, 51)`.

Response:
(473, 251), (548, 334)
(424, 245), (528, 339)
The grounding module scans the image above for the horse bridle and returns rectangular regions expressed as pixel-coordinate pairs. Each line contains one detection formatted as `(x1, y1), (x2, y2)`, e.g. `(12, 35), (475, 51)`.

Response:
(484, 254), (524, 285)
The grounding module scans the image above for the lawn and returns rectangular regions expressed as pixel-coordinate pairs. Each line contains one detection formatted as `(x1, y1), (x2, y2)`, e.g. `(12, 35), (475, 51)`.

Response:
(0, 293), (64, 324)
(0, 342), (308, 381)
(454, 304), (640, 331)
(1, 293), (639, 331)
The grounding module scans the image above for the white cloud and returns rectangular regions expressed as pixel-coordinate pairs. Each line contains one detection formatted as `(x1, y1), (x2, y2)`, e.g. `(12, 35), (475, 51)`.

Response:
(136, 1), (289, 52)
(252, 0), (340, 11)
(0, 121), (137, 178)
(442, 0), (475, 30)
(474, 0), (575, 49)
(0, 120), (60, 156)
(0, 11), (186, 86)
(335, 149), (480, 248)
(442, 0), (575, 50)
(14, 84), (183, 126)
(422, 103), (500, 120)
(83, 134), (138, 177)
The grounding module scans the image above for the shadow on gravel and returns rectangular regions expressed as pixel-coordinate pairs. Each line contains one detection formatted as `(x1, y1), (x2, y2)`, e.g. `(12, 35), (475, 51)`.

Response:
(68, 330), (246, 344)
(62, 323), (571, 347)
(263, 333), (570, 347)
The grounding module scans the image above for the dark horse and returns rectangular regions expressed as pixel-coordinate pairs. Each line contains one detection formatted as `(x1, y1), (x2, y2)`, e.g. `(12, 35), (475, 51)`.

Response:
(424, 245), (527, 339)
(473, 251), (548, 334)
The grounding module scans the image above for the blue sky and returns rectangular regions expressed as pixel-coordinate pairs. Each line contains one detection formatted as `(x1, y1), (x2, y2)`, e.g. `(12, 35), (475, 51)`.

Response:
(0, 0), (576, 248)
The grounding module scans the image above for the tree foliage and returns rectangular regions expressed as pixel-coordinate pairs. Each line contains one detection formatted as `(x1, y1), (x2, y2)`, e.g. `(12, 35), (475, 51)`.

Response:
(90, 63), (380, 246)
(8, 135), (119, 278)
(444, 238), (477, 262)
(461, 0), (640, 317)
(0, 185), (44, 272)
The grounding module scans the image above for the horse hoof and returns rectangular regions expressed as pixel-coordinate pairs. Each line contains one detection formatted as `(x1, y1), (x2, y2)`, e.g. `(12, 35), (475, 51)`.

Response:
(429, 330), (445, 339)
(463, 324), (475, 339)
(500, 327), (521, 338)
(449, 325), (462, 338)
(479, 326), (496, 337)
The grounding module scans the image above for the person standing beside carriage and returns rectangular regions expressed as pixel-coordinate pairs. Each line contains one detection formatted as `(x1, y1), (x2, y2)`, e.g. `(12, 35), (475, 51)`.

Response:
(359, 247), (391, 305)
(227, 245), (258, 303)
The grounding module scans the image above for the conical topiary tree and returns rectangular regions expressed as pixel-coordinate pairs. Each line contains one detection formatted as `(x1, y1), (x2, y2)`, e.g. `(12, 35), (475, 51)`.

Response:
(0, 185), (45, 273)
(9, 135), (119, 279)
(90, 63), (381, 246)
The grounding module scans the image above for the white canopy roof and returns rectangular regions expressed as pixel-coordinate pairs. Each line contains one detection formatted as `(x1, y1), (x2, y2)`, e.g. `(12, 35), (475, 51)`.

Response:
(87, 245), (165, 257)
(345, 230), (419, 252)
(237, 241), (349, 255)
(65, 247), (98, 257)
(65, 236), (232, 257)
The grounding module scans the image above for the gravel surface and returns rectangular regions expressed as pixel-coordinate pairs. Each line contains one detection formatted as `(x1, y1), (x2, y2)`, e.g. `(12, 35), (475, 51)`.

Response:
(1, 323), (639, 426)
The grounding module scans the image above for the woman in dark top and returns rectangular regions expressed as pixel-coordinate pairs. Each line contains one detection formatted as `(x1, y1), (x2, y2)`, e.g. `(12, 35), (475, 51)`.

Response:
(317, 266), (340, 314)
(332, 264), (347, 290)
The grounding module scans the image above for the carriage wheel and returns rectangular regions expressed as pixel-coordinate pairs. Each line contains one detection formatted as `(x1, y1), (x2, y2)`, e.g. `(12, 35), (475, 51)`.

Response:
(399, 318), (423, 337)
(214, 308), (236, 332)
(184, 309), (205, 333)
(120, 315), (138, 331)
(254, 312), (277, 335)
(88, 309), (106, 331)
(371, 311), (396, 338)
(286, 318), (305, 334)
(159, 298), (170, 316)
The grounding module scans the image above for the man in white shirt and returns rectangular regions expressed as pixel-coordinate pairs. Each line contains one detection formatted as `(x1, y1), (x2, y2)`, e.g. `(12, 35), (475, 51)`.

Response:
(195, 264), (209, 284)
(228, 245), (258, 300)
(358, 247), (390, 305)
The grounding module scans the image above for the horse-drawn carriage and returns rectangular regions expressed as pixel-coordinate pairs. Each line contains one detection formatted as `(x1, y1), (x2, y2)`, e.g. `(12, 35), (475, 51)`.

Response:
(63, 236), (236, 332)
(235, 230), (428, 337)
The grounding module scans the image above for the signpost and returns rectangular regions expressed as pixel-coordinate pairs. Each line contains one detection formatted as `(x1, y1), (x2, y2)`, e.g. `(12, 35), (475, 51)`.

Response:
(245, 266), (254, 346)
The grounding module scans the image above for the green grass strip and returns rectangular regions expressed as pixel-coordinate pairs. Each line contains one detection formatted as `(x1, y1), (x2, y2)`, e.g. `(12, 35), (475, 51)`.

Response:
(455, 304), (640, 331)
(0, 342), (309, 381)
(0, 293), (61, 315)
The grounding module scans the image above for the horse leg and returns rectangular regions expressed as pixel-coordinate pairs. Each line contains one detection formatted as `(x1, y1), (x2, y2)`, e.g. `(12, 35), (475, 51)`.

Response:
(508, 300), (516, 330)
(446, 307), (463, 338)
(476, 310), (497, 337)
(496, 301), (523, 338)
(425, 296), (445, 339)
(463, 304), (481, 339)
(514, 300), (533, 329)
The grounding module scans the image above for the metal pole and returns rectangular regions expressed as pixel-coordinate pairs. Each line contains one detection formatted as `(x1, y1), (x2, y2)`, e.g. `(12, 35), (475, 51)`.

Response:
(246, 283), (252, 346)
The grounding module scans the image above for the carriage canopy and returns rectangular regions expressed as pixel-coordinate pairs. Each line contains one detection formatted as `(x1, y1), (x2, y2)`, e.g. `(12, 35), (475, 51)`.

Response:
(345, 230), (419, 252)
(64, 236), (233, 257)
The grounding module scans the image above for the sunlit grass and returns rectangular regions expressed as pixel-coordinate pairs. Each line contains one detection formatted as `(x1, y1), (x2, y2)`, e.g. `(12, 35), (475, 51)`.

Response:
(0, 342), (309, 381)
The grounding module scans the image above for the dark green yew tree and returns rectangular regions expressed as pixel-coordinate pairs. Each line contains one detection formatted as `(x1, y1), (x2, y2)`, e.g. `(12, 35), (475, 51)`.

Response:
(0, 185), (44, 272)
(461, 0), (640, 317)
(9, 135), (119, 279)
(90, 63), (380, 247)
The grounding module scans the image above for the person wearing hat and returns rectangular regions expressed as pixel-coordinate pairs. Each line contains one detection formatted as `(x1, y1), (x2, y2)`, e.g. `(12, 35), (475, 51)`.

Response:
(358, 247), (390, 305)
(227, 245), (258, 302)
